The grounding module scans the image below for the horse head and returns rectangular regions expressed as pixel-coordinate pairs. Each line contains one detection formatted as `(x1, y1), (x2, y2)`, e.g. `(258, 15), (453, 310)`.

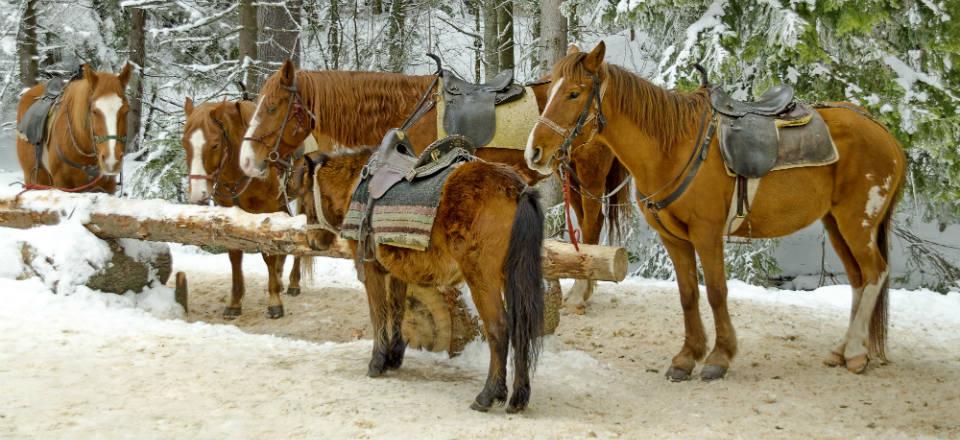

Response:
(182, 98), (252, 204)
(239, 59), (316, 178)
(82, 63), (133, 176)
(525, 42), (607, 176)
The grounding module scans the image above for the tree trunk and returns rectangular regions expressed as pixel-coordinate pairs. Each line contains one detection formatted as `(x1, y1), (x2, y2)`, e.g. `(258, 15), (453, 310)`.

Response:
(0, 191), (629, 282)
(385, 0), (407, 72)
(481, 0), (499, 79)
(239, 0), (259, 92)
(258, 0), (302, 76)
(17, 0), (39, 88)
(329, 0), (341, 69)
(473, 0), (482, 82)
(539, 0), (568, 75)
(496, 0), (514, 73)
(126, 8), (146, 154)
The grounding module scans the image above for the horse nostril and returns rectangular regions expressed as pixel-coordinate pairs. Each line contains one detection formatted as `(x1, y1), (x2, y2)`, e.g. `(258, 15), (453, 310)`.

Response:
(533, 147), (543, 162)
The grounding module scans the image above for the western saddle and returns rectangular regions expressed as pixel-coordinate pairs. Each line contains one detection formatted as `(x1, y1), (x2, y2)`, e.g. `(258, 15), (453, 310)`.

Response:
(19, 75), (74, 149)
(440, 69), (525, 147)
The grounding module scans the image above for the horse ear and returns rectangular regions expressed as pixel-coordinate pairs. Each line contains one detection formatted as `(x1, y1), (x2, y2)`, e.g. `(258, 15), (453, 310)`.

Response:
(280, 59), (296, 86)
(567, 44), (581, 55)
(118, 63), (133, 88)
(184, 97), (194, 116)
(583, 41), (606, 73)
(82, 64), (98, 89)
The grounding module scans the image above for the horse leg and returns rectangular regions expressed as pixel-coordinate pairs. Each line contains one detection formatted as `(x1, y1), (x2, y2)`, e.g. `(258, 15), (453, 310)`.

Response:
(362, 262), (392, 377)
(661, 234), (707, 381)
(691, 229), (737, 380)
(384, 276), (409, 370)
(821, 214), (865, 368)
(463, 268), (508, 411)
(262, 254), (285, 319)
(828, 207), (892, 373)
(563, 188), (590, 313)
(286, 256), (302, 296)
(565, 177), (605, 311)
(223, 250), (244, 319)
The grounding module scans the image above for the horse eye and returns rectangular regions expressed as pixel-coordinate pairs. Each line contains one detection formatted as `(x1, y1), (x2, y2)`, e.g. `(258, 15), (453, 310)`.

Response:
(267, 105), (278, 115)
(211, 143), (219, 150)
(568, 91), (581, 99)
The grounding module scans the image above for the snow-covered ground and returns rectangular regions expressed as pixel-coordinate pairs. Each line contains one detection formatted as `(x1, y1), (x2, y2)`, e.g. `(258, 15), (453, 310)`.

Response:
(1, 216), (959, 437)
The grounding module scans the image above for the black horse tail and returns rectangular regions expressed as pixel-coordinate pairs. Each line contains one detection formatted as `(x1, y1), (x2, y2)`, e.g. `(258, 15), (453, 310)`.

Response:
(505, 186), (545, 382)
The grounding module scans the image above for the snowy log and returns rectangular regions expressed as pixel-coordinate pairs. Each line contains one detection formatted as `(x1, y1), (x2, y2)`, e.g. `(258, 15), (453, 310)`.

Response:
(0, 191), (628, 281)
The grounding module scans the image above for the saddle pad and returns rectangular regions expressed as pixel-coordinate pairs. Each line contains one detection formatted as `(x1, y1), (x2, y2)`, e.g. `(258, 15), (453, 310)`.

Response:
(720, 108), (838, 178)
(437, 82), (539, 151)
(340, 164), (458, 251)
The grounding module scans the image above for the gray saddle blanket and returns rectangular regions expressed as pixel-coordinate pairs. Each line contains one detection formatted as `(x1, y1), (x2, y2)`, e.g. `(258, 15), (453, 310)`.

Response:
(18, 77), (70, 148)
(441, 69), (525, 147)
(718, 103), (837, 178)
(340, 133), (476, 251)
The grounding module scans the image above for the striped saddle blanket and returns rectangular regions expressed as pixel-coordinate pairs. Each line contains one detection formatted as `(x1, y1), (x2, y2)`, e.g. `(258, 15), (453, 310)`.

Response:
(340, 135), (474, 251)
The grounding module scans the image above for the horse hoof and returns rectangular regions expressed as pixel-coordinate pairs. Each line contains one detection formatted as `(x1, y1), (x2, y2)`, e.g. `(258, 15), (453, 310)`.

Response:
(505, 404), (525, 414)
(266, 305), (284, 319)
(222, 307), (242, 319)
(700, 364), (728, 381)
(845, 354), (868, 374)
(823, 351), (845, 367)
(285, 287), (301, 297)
(665, 366), (692, 382)
(470, 401), (491, 413)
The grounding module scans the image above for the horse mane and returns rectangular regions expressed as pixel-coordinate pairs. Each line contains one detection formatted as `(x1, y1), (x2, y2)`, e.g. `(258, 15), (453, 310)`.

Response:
(60, 79), (94, 130)
(262, 70), (434, 147)
(554, 54), (708, 151)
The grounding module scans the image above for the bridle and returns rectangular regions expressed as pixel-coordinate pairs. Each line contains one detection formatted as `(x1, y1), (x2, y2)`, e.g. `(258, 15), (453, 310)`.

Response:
(187, 114), (253, 205)
(242, 75), (315, 173)
(535, 72), (607, 168)
(302, 153), (341, 234)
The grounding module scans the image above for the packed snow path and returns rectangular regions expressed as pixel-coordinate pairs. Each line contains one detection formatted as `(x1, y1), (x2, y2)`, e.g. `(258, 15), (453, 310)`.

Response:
(1, 249), (959, 438)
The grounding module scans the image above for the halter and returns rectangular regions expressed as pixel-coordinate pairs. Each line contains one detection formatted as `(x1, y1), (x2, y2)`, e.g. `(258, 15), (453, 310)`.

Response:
(535, 73), (607, 166)
(187, 116), (253, 205)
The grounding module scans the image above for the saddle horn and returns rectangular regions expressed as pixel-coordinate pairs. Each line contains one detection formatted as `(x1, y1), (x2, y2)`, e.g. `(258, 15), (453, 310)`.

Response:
(692, 64), (710, 88)
(426, 53), (442, 75)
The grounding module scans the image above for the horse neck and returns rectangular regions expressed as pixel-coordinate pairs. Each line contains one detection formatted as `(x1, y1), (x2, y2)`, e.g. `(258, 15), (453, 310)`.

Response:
(596, 97), (705, 198)
(297, 71), (433, 146)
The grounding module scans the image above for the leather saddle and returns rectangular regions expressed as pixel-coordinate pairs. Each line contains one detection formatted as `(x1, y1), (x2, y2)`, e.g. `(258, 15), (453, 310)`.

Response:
(18, 77), (70, 149)
(367, 129), (476, 200)
(711, 84), (832, 179)
(441, 69), (525, 147)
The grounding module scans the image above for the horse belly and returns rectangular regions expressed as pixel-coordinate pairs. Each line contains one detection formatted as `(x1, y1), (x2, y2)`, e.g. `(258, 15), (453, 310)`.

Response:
(732, 166), (834, 238)
(377, 246), (463, 287)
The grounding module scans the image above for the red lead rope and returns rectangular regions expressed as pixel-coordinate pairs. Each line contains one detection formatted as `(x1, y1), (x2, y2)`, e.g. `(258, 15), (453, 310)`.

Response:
(562, 169), (581, 252)
(20, 174), (105, 194)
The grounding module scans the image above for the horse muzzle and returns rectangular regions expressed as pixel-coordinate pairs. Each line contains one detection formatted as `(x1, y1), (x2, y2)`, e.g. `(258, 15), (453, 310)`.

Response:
(525, 146), (555, 176)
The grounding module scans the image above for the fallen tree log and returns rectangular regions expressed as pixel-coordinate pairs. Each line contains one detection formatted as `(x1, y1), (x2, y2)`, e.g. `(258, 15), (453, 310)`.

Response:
(0, 191), (628, 281)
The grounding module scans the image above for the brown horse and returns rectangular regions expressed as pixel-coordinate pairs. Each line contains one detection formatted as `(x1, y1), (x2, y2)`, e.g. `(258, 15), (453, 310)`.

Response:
(182, 97), (321, 319)
(16, 64), (133, 193)
(236, 60), (632, 308)
(302, 146), (544, 413)
(527, 42), (906, 380)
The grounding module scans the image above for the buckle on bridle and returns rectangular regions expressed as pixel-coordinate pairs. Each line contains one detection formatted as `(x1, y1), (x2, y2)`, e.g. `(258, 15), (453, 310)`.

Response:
(267, 150), (280, 163)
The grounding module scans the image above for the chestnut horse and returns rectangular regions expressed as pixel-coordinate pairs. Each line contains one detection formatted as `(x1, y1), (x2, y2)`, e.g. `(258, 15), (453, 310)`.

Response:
(182, 98), (321, 319)
(527, 42), (906, 380)
(236, 60), (631, 308)
(16, 64), (133, 193)
(302, 146), (544, 413)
